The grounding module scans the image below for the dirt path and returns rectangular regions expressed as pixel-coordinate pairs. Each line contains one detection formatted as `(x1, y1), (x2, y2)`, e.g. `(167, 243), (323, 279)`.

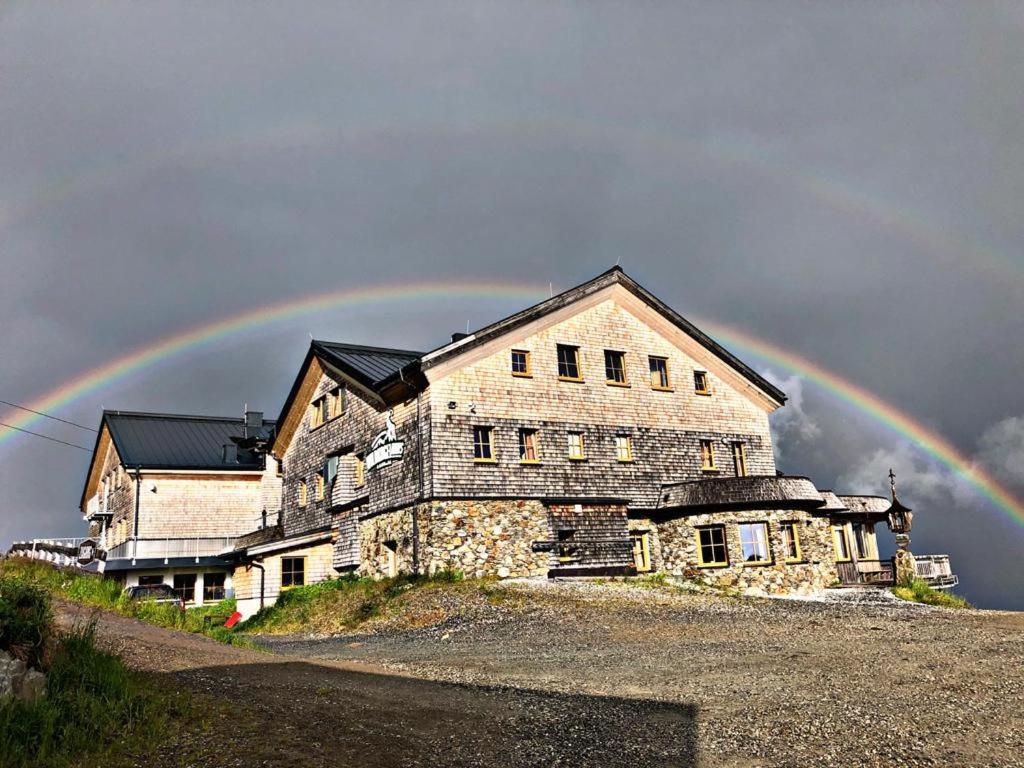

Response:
(56, 601), (698, 768)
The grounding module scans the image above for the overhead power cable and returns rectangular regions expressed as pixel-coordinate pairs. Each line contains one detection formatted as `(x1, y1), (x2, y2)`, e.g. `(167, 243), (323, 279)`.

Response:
(0, 399), (97, 432)
(0, 422), (92, 452)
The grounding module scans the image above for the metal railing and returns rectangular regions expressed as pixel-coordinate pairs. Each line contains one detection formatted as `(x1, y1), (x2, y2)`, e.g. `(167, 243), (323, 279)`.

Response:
(106, 537), (236, 562)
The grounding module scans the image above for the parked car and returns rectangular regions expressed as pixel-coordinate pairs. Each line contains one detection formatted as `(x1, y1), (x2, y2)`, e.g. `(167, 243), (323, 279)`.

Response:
(122, 583), (185, 609)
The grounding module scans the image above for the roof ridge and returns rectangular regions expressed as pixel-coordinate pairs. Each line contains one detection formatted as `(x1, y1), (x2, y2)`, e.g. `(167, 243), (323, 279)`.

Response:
(104, 410), (277, 424)
(312, 340), (423, 357)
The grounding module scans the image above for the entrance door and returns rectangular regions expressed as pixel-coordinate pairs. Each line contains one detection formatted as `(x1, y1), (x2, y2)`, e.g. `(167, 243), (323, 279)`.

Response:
(630, 531), (652, 573)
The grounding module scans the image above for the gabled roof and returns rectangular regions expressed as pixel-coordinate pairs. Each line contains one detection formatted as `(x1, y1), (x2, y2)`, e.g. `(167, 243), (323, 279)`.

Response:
(271, 341), (423, 457)
(414, 267), (787, 406)
(99, 411), (275, 471)
(311, 341), (422, 391)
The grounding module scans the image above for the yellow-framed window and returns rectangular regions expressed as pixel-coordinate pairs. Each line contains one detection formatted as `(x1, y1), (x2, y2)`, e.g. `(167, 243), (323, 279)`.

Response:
(852, 523), (872, 559)
(328, 386), (344, 419)
(473, 426), (495, 461)
(281, 556), (306, 589)
(556, 344), (582, 381)
(298, 480), (308, 507)
(649, 356), (672, 390)
(315, 472), (325, 501)
(615, 435), (633, 462)
(354, 455), (366, 488)
(604, 350), (628, 386)
(780, 521), (802, 562)
(518, 428), (540, 463)
(630, 531), (652, 573)
(567, 431), (586, 460)
(310, 396), (327, 429)
(738, 522), (772, 565)
(832, 525), (851, 562)
(696, 525), (728, 567)
(511, 349), (532, 377)
(731, 441), (748, 477)
(700, 439), (716, 471)
(694, 370), (711, 395)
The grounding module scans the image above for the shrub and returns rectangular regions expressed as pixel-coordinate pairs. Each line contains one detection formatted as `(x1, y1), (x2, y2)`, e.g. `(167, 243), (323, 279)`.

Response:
(0, 573), (52, 667)
(892, 578), (972, 609)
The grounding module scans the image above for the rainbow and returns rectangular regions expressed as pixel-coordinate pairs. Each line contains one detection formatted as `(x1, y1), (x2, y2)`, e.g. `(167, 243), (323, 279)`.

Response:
(2, 280), (1021, 531)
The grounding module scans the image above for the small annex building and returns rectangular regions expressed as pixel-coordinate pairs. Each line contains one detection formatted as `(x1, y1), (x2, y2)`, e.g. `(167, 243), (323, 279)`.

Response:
(77, 410), (280, 606)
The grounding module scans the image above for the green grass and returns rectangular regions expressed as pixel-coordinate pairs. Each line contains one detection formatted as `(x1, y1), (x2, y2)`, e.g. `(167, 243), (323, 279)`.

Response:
(239, 569), (474, 634)
(0, 559), (253, 646)
(892, 578), (972, 609)
(0, 571), (200, 768)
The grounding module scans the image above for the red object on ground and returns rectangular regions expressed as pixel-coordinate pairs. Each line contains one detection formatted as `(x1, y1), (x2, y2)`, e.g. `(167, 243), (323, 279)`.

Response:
(224, 611), (242, 628)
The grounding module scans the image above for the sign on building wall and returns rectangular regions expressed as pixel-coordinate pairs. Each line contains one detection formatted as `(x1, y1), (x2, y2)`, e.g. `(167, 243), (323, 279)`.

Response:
(365, 410), (405, 471)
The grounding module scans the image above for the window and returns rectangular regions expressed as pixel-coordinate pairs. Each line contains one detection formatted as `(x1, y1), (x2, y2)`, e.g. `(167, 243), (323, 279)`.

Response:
(310, 397), (325, 429)
(631, 531), (652, 573)
(203, 573), (226, 602)
(615, 435), (633, 462)
(567, 432), (586, 460)
(604, 350), (627, 385)
(649, 356), (671, 390)
(696, 526), (728, 567)
(518, 428), (540, 463)
(327, 386), (344, 419)
(556, 529), (576, 563)
(832, 525), (851, 562)
(172, 573), (196, 604)
(315, 472), (325, 501)
(298, 480), (308, 507)
(853, 523), (872, 560)
(738, 523), (771, 564)
(473, 426), (495, 461)
(354, 455), (366, 488)
(694, 370), (710, 395)
(780, 522), (802, 562)
(700, 439), (716, 471)
(511, 350), (531, 377)
(324, 456), (339, 488)
(281, 557), (305, 588)
(556, 344), (582, 381)
(731, 442), (747, 477)
(138, 574), (163, 587)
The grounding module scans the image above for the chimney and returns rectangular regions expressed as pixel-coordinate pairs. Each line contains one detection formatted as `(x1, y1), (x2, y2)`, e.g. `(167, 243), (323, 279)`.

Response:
(245, 411), (264, 432)
(451, 332), (470, 344)
(222, 444), (238, 464)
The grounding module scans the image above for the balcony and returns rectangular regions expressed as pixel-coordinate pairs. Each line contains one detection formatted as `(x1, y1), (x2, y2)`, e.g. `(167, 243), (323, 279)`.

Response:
(914, 554), (958, 589)
(105, 537), (236, 563)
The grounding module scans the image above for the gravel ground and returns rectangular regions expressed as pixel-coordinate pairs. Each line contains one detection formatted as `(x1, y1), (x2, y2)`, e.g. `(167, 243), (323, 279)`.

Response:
(255, 580), (1024, 767)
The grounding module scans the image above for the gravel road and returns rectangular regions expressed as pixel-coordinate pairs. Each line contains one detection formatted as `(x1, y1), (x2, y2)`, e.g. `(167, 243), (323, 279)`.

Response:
(256, 581), (1024, 767)
(59, 582), (1024, 767)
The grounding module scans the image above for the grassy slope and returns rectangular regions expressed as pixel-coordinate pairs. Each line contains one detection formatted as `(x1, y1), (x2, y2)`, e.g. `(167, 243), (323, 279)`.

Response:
(0, 558), (256, 647)
(0, 565), (212, 768)
(892, 578), (972, 609)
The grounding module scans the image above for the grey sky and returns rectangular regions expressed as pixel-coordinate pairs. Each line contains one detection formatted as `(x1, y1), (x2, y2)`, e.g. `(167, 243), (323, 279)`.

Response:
(2, 2), (1022, 608)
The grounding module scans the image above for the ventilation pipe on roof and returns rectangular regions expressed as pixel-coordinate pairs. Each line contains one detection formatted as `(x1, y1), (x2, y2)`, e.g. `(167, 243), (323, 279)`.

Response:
(450, 332), (470, 344)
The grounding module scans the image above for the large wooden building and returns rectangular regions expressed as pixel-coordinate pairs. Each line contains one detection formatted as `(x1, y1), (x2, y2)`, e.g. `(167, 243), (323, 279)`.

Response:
(228, 268), (910, 615)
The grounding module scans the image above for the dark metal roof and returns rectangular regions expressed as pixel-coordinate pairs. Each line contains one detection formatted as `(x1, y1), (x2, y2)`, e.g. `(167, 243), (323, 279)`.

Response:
(311, 340), (422, 390)
(104, 411), (275, 470)
(656, 475), (826, 512)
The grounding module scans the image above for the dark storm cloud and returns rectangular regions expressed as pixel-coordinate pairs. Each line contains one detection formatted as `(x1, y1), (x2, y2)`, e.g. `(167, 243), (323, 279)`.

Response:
(2, 1), (1023, 607)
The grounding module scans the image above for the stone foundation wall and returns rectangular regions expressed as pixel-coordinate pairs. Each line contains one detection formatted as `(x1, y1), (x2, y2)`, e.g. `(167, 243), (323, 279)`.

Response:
(358, 499), (552, 579)
(655, 508), (838, 596)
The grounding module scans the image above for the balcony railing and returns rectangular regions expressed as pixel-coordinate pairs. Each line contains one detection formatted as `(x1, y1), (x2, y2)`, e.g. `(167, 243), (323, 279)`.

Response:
(106, 537), (235, 562)
(915, 554), (958, 589)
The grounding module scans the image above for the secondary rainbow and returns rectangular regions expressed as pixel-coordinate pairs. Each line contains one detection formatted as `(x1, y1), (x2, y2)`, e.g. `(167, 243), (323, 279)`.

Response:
(2, 280), (1021, 530)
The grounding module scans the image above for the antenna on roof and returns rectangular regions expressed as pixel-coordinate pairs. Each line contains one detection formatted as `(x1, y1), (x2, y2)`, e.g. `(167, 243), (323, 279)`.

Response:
(615, 255), (621, 266)
(466, 319), (470, 334)
(549, 282), (553, 297)
(308, 331), (313, 340)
